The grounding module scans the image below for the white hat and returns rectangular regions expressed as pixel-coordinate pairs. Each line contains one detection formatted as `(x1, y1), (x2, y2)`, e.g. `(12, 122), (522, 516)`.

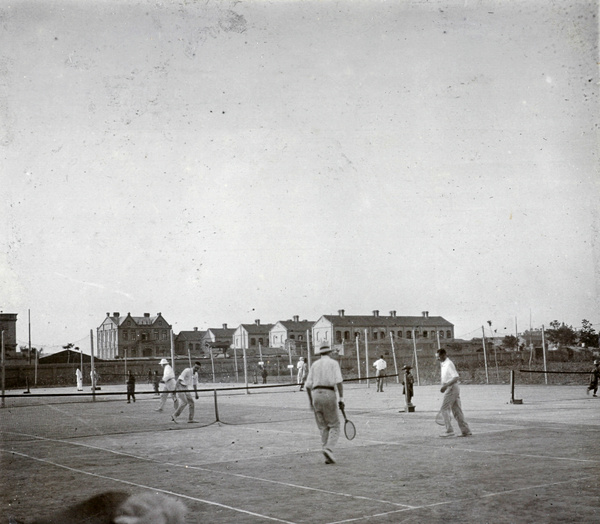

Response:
(317, 341), (332, 354)
(159, 358), (169, 365)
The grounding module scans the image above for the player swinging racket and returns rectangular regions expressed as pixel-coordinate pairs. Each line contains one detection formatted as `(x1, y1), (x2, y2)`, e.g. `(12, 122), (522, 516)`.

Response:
(305, 341), (345, 464)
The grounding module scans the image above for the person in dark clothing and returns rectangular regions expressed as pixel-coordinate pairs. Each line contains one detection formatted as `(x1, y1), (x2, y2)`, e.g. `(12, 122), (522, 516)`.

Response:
(261, 366), (268, 384)
(126, 370), (136, 403)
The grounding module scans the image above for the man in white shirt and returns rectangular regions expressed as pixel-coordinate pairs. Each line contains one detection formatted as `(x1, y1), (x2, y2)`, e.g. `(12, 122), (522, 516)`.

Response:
(437, 349), (472, 438)
(75, 367), (83, 391)
(172, 362), (202, 423)
(373, 355), (387, 392)
(305, 342), (344, 464)
(297, 357), (307, 391)
(156, 358), (178, 412)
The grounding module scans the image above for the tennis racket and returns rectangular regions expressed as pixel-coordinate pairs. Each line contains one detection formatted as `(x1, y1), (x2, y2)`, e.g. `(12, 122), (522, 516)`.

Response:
(435, 410), (445, 426)
(339, 405), (356, 440)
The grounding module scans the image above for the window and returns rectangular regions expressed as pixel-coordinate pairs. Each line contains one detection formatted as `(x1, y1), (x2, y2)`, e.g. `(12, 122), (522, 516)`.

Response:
(290, 335), (295, 340)
(251, 338), (256, 346)
(298, 335), (303, 341)
(446, 330), (452, 338)
(398, 330), (403, 338)
(439, 331), (445, 339)
(259, 338), (264, 346)
(344, 331), (350, 340)
(336, 331), (342, 343)
(407, 331), (412, 339)
(373, 332), (378, 340)
(423, 331), (429, 338)
(123, 332), (128, 341)
(162, 331), (167, 340)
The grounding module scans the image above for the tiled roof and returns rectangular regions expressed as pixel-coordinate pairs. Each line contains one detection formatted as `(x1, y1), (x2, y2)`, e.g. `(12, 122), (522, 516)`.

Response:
(240, 323), (274, 334)
(206, 328), (235, 336)
(176, 330), (206, 341)
(322, 315), (453, 327)
(278, 320), (315, 330)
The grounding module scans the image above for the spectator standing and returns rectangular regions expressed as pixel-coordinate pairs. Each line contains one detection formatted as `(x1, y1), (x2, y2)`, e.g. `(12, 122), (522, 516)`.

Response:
(437, 348), (472, 438)
(587, 359), (600, 397)
(261, 365), (268, 384)
(126, 370), (136, 403)
(373, 355), (387, 392)
(297, 357), (308, 391)
(75, 367), (83, 391)
(152, 370), (160, 395)
(305, 341), (344, 464)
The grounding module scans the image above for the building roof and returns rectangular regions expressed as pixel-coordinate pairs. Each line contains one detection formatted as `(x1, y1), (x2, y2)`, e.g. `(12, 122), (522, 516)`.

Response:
(240, 323), (274, 334)
(176, 330), (206, 342)
(321, 314), (453, 328)
(206, 327), (235, 337)
(277, 320), (315, 330)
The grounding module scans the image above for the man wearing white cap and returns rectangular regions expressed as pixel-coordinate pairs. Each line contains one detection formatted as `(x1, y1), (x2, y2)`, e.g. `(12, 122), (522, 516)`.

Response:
(155, 358), (178, 412)
(305, 341), (344, 464)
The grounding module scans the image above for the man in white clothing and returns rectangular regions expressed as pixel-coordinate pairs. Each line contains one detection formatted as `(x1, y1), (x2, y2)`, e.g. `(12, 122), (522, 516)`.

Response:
(75, 367), (83, 391)
(437, 348), (472, 438)
(373, 355), (387, 392)
(297, 357), (307, 391)
(172, 362), (201, 423)
(305, 342), (344, 464)
(156, 358), (178, 412)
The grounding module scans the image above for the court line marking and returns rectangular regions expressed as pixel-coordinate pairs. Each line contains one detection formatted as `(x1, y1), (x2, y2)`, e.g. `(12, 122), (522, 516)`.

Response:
(325, 474), (598, 524)
(1, 448), (298, 524)
(0, 433), (417, 510)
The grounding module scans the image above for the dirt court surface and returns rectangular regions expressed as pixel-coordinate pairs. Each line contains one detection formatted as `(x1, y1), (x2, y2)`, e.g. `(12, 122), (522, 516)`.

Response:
(1, 379), (599, 523)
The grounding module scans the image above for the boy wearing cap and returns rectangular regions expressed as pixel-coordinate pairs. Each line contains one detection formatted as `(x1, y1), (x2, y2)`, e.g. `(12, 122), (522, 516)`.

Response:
(155, 358), (178, 412)
(305, 341), (344, 464)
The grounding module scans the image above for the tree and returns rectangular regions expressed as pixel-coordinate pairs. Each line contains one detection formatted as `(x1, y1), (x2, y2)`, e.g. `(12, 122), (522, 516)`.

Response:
(546, 321), (577, 347)
(501, 335), (518, 351)
(579, 319), (599, 348)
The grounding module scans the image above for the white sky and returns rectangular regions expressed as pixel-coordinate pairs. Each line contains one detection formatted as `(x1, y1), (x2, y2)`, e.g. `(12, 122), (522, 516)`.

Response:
(2, 0), (599, 352)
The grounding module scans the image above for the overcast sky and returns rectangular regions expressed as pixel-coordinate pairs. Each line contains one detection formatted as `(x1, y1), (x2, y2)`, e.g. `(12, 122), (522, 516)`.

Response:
(2, 0), (598, 352)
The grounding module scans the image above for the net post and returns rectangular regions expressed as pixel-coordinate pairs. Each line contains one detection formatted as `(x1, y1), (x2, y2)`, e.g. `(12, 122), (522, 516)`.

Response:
(213, 389), (220, 422)
(510, 369), (523, 404)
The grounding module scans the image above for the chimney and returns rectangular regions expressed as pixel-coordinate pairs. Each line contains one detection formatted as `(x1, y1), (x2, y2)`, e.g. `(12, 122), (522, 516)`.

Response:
(338, 309), (345, 317)
(113, 312), (120, 317)
(373, 310), (379, 317)
(293, 315), (299, 322)
(194, 327), (198, 331)
(390, 310), (397, 317)
(106, 312), (110, 316)
(422, 311), (429, 318)
(255, 319), (260, 325)
(222, 323), (227, 329)
(144, 313), (150, 317)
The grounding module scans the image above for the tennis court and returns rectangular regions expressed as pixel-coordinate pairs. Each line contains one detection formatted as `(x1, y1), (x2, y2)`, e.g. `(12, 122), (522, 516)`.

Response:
(1, 379), (598, 523)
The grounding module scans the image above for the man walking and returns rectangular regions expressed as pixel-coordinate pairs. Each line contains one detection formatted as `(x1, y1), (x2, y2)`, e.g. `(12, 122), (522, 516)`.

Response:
(156, 358), (178, 412)
(373, 355), (387, 392)
(305, 342), (344, 464)
(172, 362), (202, 423)
(437, 348), (472, 438)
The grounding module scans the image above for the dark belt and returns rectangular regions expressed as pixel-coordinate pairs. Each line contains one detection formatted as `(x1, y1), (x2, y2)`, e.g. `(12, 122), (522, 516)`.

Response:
(313, 386), (335, 391)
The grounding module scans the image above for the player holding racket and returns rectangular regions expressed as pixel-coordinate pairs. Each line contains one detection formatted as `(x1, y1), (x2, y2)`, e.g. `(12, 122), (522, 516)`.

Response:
(305, 341), (344, 464)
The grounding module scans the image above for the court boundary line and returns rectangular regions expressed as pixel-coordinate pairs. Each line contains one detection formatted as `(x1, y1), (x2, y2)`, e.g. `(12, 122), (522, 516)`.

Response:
(325, 474), (598, 524)
(1, 449), (298, 524)
(0, 433), (417, 510)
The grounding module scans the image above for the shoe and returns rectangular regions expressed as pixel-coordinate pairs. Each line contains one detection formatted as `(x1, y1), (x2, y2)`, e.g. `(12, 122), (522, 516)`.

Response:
(439, 432), (455, 438)
(187, 420), (197, 424)
(171, 415), (177, 424)
(155, 408), (163, 412)
(458, 433), (473, 437)
(322, 449), (336, 464)
(127, 401), (130, 404)
(594, 395), (598, 397)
